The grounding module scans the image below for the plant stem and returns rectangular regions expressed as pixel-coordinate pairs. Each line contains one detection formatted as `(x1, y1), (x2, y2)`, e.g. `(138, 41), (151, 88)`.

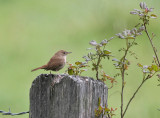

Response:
(121, 69), (125, 118)
(107, 112), (111, 118)
(121, 41), (130, 118)
(144, 24), (160, 67)
(123, 76), (149, 117)
(96, 55), (101, 80)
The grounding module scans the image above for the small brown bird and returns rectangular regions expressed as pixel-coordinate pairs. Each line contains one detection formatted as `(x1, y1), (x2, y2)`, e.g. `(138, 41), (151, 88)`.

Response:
(31, 50), (71, 72)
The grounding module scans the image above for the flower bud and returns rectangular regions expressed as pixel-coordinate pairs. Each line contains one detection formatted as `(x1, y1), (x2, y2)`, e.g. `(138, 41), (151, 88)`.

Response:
(138, 26), (145, 32)
(140, 2), (147, 9)
(130, 11), (137, 15)
(89, 40), (97, 46)
(148, 8), (154, 12)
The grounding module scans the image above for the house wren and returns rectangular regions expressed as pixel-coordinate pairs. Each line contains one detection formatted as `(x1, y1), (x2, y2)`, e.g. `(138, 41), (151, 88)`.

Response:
(31, 50), (71, 72)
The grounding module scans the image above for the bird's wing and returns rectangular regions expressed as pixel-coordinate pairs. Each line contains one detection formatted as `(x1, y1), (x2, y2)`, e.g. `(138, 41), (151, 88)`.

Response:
(47, 56), (65, 71)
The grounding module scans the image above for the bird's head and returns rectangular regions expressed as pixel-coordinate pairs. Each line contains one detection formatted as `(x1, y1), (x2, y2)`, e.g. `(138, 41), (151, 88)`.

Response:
(56, 50), (72, 57)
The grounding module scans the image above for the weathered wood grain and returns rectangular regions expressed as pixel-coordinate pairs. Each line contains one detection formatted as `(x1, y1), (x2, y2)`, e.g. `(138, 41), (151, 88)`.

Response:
(29, 74), (108, 118)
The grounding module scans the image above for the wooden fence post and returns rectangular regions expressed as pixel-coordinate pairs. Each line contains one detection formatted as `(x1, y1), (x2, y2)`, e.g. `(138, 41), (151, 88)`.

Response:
(29, 74), (108, 118)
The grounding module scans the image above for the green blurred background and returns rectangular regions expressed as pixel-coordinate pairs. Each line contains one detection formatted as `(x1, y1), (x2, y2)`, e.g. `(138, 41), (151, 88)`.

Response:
(0, 0), (160, 118)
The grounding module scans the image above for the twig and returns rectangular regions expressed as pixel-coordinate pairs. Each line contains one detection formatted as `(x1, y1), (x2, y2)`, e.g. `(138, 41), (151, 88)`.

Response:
(144, 24), (160, 67)
(0, 108), (29, 116)
(122, 76), (149, 117)
(107, 111), (111, 118)
(120, 41), (130, 118)
(121, 23), (160, 117)
(96, 55), (102, 80)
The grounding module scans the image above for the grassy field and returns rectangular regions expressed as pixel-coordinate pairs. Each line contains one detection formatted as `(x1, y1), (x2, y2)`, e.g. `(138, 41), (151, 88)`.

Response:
(0, 0), (160, 118)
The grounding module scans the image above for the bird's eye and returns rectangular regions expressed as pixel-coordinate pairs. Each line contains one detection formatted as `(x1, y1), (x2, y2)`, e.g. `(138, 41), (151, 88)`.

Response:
(63, 52), (66, 54)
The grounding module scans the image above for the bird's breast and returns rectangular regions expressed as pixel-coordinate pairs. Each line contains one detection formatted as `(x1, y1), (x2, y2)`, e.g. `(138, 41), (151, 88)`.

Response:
(64, 56), (66, 63)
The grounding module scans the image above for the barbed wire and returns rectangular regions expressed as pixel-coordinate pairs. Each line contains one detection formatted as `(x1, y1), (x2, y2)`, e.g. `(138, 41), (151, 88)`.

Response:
(0, 108), (29, 116)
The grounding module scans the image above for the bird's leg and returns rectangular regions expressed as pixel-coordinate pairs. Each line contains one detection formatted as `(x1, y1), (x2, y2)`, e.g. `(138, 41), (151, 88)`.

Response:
(49, 71), (53, 77)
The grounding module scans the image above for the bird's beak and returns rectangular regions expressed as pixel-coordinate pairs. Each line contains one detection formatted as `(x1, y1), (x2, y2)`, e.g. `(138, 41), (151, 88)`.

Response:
(66, 52), (72, 54)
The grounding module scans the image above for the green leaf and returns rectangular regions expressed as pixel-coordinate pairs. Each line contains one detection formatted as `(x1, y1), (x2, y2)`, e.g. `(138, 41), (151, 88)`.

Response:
(96, 45), (101, 53)
(92, 63), (97, 68)
(101, 39), (108, 45)
(98, 105), (103, 111)
(75, 61), (82, 65)
(137, 63), (143, 68)
(68, 69), (74, 75)
(103, 50), (111, 55)
(80, 64), (88, 68)
(151, 64), (158, 72)
(147, 66), (153, 71)
(105, 107), (110, 112)
(80, 69), (87, 73)
(92, 68), (95, 71)
(126, 36), (135, 39)
(98, 97), (101, 106)
(150, 14), (157, 19)
(70, 66), (77, 69)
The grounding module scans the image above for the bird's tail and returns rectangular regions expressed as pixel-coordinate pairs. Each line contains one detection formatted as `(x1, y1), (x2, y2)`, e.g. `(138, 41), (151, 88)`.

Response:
(31, 65), (47, 72)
